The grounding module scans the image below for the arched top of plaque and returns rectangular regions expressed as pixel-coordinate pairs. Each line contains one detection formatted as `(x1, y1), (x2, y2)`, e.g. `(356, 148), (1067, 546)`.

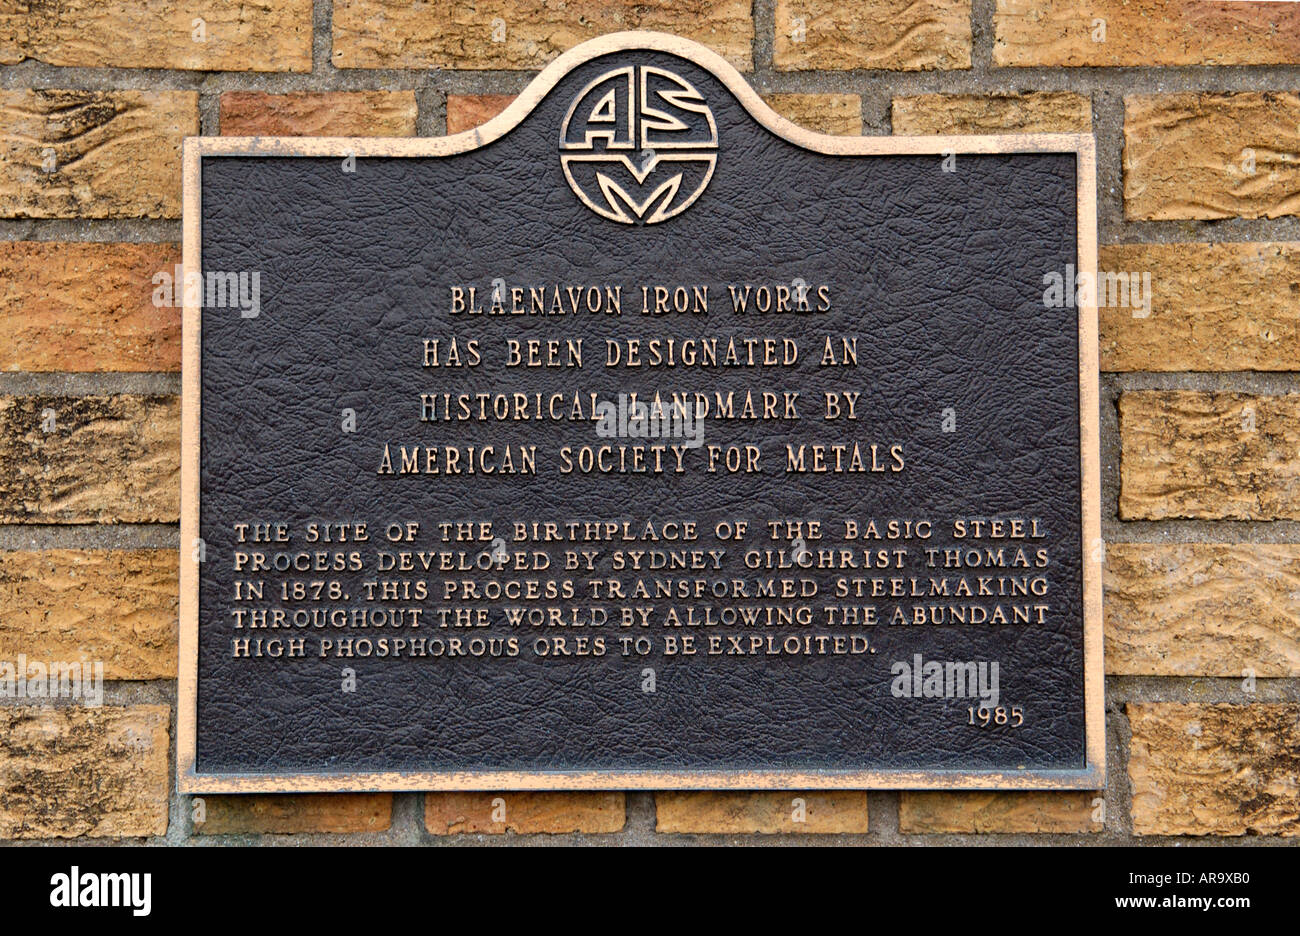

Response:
(470, 31), (1091, 158)
(188, 31), (1094, 234)
(191, 31), (1093, 162)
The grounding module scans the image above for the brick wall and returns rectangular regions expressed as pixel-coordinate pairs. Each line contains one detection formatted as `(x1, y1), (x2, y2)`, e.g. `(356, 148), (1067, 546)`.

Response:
(0, 0), (1296, 845)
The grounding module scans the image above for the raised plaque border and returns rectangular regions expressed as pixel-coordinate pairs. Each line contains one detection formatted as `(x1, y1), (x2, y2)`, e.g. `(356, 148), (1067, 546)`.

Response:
(178, 30), (1102, 794)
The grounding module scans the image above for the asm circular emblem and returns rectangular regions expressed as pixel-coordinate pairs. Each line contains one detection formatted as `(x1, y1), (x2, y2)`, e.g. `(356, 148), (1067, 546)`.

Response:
(560, 65), (718, 225)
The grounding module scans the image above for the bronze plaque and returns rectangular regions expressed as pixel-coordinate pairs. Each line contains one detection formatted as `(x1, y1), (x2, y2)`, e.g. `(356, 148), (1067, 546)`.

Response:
(178, 32), (1102, 792)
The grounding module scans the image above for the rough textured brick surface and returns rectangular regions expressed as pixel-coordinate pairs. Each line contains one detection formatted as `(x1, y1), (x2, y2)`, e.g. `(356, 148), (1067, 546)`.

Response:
(995, 0), (1300, 67)
(1099, 242), (1300, 372)
(194, 794), (393, 835)
(899, 792), (1101, 833)
(220, 91), (418, 136)
(333, 0), (754, 70)
(656, 792), (869, 833)
(0, 241), (181, 372)
(425, 792), (625, 834)
(1105, 544), (1300, 677)
(1119, 391), (1300, 521)
(773, 0), (972, 70)
(892, 92), (1091, 134)
(0, 549), (178, 680)
(1128, 703), (1300, 836)
(1124, 93), (1300, 220)
(0, 90), (197, 219)
(0, 0), (312, 71)
(446, 94), (517, 134)
(0, 395), (180, 524)
(764, 94), (862, 135)
(0, 705), (169, 839)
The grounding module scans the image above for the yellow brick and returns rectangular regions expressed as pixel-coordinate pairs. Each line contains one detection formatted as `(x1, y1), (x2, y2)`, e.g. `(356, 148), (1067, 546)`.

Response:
(1124, 93), (1300, 220)
(195, 794), (393, 835)
(995, 0), (1300, 67)
(1098, 242), (1300, 372)
(656, 792), (868, 834)
(774, 0), (971, 70)
(1128, 703), (1300, 836)
(1118, 391), (1300, 521)
(899, 791), (1101, 833)
(0, 0), (312, 71)
(892, 92), (1091, 134)
(425, 792), (625, 834)
(333, 0), (754, 70)
(0, 395), (180, 524)
(1106, 544), (1300, 677)
(765, 94), (862, 135)
(0, 549), (178, 680)
(0, 706), (170, 839)
(0, 90), (198, 219)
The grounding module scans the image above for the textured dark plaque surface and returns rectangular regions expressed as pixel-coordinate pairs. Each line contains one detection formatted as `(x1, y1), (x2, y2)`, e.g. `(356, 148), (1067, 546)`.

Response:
(179, 33), (1101, 791)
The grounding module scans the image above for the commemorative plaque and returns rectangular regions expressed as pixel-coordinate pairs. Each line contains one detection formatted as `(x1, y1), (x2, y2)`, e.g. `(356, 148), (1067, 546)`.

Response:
(179, 32), (1102, 792)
